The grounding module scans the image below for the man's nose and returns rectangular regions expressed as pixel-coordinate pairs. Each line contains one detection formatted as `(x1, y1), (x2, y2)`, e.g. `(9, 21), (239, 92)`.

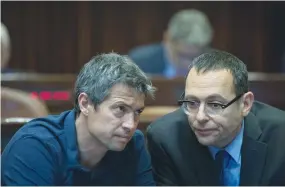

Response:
(195, 104), (209, 123)
(122, 113), (137, 132)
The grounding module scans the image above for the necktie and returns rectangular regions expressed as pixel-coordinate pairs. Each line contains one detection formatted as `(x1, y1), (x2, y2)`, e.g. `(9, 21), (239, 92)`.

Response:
(215, 150), (227, 185)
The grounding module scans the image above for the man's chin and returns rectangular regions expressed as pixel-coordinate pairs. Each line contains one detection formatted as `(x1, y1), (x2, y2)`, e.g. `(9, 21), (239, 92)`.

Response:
(108, 142), (127, 152)
(196, 135), (216, 147)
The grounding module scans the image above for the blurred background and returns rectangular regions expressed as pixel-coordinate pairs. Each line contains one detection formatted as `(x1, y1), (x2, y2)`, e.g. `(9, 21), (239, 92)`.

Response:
(1, 1), (285, 149)
(2, 1), (285, 73)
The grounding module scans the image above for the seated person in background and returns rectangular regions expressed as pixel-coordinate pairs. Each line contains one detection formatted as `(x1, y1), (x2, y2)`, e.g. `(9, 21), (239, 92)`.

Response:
(128, 9), (214, 78)
(1, 22), (49, 120)
(147, 50), (285, 185)
(1, 53), (156, 186)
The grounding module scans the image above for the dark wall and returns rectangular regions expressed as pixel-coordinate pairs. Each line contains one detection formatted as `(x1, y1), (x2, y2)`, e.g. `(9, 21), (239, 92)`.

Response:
(2, 1), (285, 73)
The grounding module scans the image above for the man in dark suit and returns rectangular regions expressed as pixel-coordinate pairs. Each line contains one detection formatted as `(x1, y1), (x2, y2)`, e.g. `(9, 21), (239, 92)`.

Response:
(147, 50), (285, 185)
(128, 9), (213, 78)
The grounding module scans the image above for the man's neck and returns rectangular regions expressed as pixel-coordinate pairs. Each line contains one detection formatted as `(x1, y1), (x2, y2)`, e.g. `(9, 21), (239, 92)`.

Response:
(217, 123), (243, 149)
(75, 114), (108, 169)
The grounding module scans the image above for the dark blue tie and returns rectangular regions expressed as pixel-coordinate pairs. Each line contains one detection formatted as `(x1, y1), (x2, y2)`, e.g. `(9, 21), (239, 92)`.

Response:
(215, 150), (227, 185)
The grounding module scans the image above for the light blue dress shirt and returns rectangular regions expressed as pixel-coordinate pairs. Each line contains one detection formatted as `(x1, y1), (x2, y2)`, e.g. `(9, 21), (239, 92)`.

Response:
(208, 122), (244, 186)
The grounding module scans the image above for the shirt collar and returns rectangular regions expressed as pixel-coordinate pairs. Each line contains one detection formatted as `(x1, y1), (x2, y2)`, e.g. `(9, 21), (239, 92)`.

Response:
(64, 109), (81, 168)
(208, 120), (244, 164)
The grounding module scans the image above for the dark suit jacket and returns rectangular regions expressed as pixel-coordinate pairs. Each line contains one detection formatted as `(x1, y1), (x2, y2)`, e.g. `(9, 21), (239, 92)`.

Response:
(146, 101), (285, 185)
(128, 43), (166, 75)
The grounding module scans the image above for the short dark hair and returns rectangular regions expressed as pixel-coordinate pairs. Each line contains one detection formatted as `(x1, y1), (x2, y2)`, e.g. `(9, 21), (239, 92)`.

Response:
(74, 52), (156, 113)
(189, 50), (248, 96)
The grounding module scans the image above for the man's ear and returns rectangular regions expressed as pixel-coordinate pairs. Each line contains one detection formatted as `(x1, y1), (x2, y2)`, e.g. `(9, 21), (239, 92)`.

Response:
(78, 93), (90, 117)
(241, 91), (254, 117)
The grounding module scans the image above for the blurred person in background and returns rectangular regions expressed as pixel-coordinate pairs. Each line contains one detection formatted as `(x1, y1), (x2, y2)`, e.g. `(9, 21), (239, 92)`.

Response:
(1, 22), (49, 120)
(129, 9), (214, 78)
(1, 23), (50, 154)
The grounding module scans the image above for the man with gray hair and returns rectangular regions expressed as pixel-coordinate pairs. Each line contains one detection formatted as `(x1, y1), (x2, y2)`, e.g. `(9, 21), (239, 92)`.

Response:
(129, 9), (213, 78)
(2, 53), (156, 185)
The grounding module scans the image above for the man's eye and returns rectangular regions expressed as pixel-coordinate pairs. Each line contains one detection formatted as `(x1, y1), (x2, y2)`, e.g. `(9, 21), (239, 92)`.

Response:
(113, 106), (126, 117)
(208, 103), (223, 109)
(187, 101), (199, 108)
(134, 109), (143, 116)
(189, 101), (197, 105)
(118, 106), (126, 112)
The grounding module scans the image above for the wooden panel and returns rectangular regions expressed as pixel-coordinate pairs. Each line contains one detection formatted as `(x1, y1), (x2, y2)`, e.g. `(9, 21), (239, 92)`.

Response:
(2, 2), (285, 73)
(1, 73), (76, 114)
(2, 73), (285, 113)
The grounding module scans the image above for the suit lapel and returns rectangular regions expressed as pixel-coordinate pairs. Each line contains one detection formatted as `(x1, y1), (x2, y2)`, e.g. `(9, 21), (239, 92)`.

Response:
(240, 112), (268, 185)
(191, 140), (220, 185)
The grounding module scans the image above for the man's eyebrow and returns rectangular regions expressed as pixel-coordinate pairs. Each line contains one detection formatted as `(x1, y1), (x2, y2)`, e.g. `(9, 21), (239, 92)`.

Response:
(113, 101), (145, 111)
(206, 94), (227, 102)
(184, 94), (227, 101)
(184, 95), (199, 100)
(113, 101), (132, 108)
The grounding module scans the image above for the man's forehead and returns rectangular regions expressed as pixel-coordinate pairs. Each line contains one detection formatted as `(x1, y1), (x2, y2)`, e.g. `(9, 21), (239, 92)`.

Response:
(188, 69), (233, 83)
(107, 84), (145, 105)
(186, 69), (235, 94)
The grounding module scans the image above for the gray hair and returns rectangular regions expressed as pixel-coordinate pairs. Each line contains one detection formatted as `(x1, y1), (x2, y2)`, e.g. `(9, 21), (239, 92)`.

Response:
(168, 9), (213, 47)
(74, 52), (156, 113)
(189, 50), (249, 96)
